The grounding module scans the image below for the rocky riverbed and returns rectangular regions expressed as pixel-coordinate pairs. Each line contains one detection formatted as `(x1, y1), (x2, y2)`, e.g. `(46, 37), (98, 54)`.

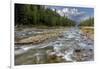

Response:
(15, 27), (94, 65)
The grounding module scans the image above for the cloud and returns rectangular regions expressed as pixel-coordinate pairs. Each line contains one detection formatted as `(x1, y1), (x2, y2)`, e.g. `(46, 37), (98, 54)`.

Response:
(45, 6), (92, 22)
(57, 10), (64, 16)
(56, 8), (88, 22)
(69, 8), (78, 16)
(51, 8), (55, 11)
(62, 8), (85, 16)
(62, 8), (69, 13)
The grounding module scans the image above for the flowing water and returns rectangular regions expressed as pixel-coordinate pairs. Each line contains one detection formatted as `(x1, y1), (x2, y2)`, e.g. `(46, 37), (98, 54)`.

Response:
(15, 27), (94, 65)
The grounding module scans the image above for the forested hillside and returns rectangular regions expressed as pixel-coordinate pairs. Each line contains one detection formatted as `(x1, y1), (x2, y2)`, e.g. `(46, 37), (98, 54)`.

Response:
(79, 17), (94, 26)
(15, 4), (76, 27)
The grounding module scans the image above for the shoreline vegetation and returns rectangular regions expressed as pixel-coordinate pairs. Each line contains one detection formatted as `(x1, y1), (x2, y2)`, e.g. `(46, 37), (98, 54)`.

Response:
(15, 4), (94, 28)
(15, 4), (76, 27)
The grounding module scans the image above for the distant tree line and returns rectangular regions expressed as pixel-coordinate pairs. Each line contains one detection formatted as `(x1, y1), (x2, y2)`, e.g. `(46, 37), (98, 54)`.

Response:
(15, 4), (76, 27)
(79, 17), (94, 26)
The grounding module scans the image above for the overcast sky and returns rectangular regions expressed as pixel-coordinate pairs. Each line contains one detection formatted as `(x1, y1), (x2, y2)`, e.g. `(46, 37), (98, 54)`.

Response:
(45, 5), (94, 22)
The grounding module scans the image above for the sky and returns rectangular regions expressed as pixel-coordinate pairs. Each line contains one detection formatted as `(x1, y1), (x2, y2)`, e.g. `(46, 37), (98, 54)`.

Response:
(45, 5), (94, 23)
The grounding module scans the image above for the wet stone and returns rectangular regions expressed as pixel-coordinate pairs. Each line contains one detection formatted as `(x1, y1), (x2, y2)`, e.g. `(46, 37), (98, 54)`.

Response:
(74, 49), (81, 52)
